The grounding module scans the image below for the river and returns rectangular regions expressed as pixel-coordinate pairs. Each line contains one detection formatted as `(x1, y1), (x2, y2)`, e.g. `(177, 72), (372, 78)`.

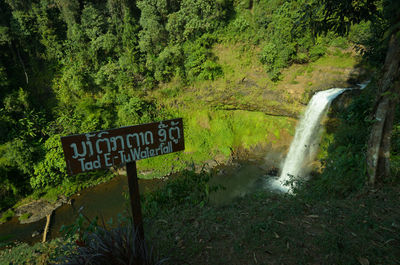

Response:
(0, 152), (279, 246)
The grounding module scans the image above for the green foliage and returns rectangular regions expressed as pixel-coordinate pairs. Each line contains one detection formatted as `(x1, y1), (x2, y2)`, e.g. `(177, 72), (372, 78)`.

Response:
(330, 36), (349, 49)
(309, 44), (327, 61)
(0, 0), (386, 212)
(258, 2), (298, 80)
(0, 238), (66, 264)
(184, 34), (222, 81)
(1, 139), (35, 176)
(349, 21), (373, 45)
(153, 44), (184, 82)
(166, 0), (228, 42)
(31, 134), (67, 188)
(59, 215), (165, 265)
(260, 40), (296, 80)
(0, 209), (14, 224)
(0, 242), (47, 264)
(18, 212), (32, 221)
(225, 0), (337, 80)
(61, 213), (100, 244)
(116, 96), (158, 127)
(137, 0), (229, 82)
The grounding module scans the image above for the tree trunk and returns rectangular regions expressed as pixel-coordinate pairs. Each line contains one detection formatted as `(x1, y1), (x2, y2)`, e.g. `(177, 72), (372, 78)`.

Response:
(367, 33), (400, 185)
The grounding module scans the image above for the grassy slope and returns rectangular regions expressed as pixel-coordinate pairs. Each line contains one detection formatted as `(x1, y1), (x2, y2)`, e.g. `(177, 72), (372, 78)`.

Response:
(146, 185), (400, 265)
(153, 44), (361, 118)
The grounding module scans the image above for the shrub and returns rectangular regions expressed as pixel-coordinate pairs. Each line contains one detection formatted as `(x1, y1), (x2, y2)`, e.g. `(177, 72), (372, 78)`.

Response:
(293, 52), (309, 64)
(58, 223), (166, 265)
(0, 209), (14, 224)
(18, 212), (32, 221)
(32, 134), (67, 189)
(260, 40), (296, 81)
(230, 15), (250, 33)
(349, 21), (373, 45)
(330, 36), (348, 49)
(309, 44), (326, 61)
(184, 34), (222, 81)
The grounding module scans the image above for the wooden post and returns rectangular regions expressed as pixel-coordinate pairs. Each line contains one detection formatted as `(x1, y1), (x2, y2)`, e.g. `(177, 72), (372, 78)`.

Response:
(126, 161), (144, 242)
(42, 212), (52, 243)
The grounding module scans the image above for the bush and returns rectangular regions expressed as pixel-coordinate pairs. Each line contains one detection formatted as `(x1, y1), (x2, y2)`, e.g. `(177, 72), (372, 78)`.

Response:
(349, 21), (373, 45)
(59, 211), (166, 265)
(309, 44), (326, 61)
(230, 15), (250, 33)
(32, 134), (67, 189)
(197, 60), (223, 80)
(293, 52), (309, 64)
(330, 36), (348, 49)
(18, 212), (32, 221)
(154, 45), (184, 82)
(260, 40), (296, 80)
(183, 33), (222, 81)
(0, 240), (61, 264)
(58, 223), (166, 265)
(116, 96), (157, 127)
(0, 209), (14, 224)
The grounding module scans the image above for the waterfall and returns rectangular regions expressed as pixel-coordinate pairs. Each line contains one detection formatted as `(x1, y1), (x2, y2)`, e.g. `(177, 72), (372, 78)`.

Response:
(272, 88), (346, 192)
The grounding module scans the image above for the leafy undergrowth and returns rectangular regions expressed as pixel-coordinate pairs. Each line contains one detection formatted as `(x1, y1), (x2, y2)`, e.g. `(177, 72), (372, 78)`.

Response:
(0, 238), (67, 265)
(145, 185), (400, 265)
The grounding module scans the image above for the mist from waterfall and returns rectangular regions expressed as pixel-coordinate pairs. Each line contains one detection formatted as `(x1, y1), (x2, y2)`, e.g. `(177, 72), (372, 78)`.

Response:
(271, 88), (346, 192)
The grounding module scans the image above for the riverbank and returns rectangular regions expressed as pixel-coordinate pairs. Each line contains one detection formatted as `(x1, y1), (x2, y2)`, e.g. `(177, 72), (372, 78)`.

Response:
(0, 139), (287, 246)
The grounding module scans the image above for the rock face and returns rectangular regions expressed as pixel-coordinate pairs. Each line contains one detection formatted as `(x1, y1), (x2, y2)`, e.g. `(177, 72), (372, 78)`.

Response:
(14, 199), (63, 224)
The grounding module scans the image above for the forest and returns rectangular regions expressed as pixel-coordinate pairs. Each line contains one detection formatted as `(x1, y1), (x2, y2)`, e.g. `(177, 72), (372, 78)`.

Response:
(0, 0), (400, 264)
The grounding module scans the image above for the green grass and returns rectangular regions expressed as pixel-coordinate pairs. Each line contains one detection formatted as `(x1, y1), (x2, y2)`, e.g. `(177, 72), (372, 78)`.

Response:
(137, 108), (294, 177)
(145, 185), (400, 265)
(313, 52), (357, 69)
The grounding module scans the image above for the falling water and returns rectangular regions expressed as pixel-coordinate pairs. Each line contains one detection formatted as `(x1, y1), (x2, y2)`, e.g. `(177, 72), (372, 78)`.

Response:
(272, 88), (347, 192)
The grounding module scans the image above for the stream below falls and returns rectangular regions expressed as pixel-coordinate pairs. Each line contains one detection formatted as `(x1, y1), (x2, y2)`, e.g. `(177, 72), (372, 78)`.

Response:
(0, 153), (277, 246)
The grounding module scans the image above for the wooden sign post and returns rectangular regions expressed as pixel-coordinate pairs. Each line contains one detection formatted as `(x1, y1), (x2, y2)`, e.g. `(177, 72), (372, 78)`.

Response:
(61, 118), (184, 245)
(126, 161), (144, 240)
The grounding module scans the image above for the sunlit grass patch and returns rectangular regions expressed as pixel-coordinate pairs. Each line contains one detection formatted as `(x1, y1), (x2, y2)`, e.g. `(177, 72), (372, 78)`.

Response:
(138, 108), (294, 177)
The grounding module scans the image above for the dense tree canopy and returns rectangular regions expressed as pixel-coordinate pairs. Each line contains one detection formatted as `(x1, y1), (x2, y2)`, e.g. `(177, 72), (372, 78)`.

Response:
(0, 0), (384, 209)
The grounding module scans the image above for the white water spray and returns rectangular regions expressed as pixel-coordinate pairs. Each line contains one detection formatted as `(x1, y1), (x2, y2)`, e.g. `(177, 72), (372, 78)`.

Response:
(272, 88), (347, 192)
